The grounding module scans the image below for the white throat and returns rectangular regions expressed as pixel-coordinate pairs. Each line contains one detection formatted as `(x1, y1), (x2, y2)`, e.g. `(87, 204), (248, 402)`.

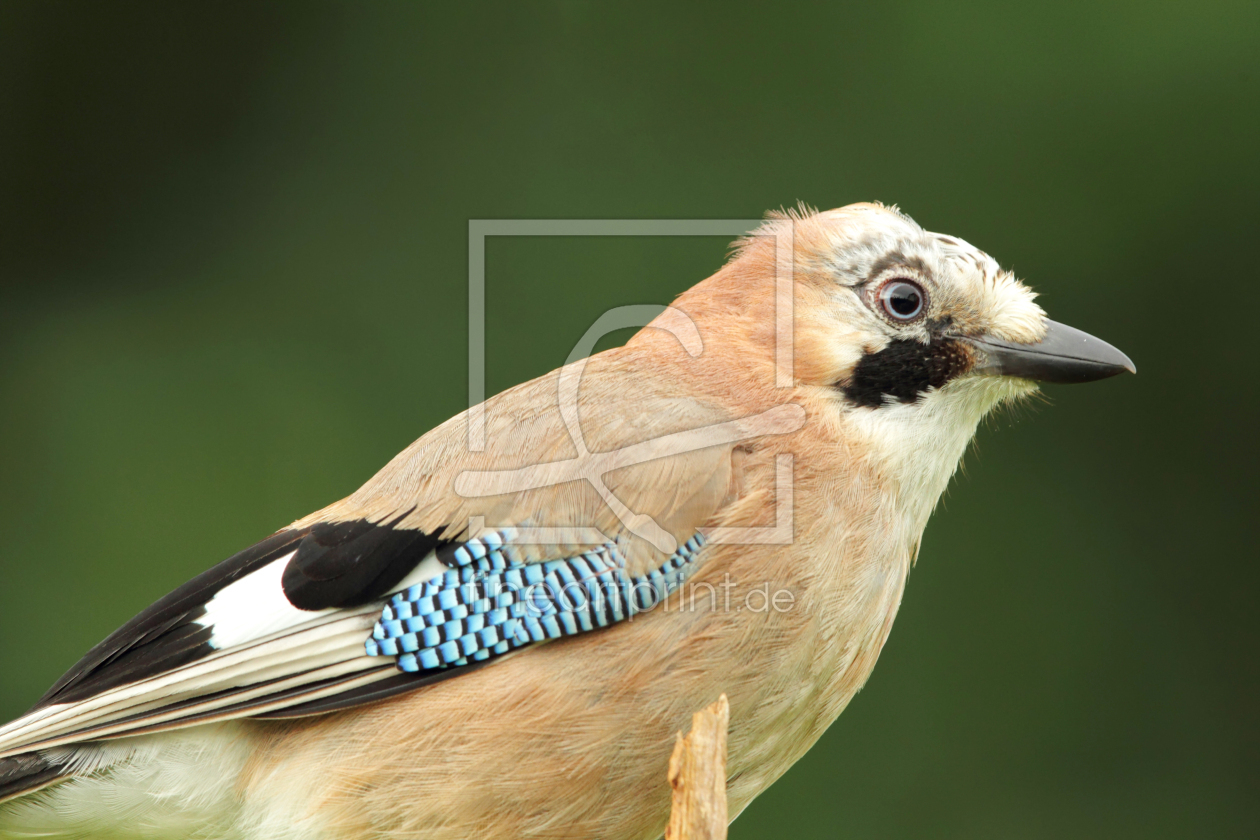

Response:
(846, 376), (1032, 535)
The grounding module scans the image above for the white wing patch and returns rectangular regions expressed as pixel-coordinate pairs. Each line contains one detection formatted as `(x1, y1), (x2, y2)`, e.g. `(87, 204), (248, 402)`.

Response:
(196, 549), (448, 651)
(197, 551), (325, 649)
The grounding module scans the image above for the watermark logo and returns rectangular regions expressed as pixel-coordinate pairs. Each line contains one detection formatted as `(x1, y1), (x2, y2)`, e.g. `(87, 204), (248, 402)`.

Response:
(458, 219), (801, 552)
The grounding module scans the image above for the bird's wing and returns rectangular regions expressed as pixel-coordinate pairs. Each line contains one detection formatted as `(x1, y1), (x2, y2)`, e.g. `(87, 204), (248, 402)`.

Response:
(0, 354), (789, 758)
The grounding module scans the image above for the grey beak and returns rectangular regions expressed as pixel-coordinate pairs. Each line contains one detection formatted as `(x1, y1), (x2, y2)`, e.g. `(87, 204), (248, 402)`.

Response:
(963, 320), (1136, 384)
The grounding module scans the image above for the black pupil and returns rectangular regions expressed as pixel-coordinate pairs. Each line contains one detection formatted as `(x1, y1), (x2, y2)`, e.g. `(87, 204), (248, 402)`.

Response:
(888, 283), (921, 317)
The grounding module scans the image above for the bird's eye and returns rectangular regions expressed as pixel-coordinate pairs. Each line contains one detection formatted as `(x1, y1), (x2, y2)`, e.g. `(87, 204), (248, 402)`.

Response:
(878, 279), (926, 321)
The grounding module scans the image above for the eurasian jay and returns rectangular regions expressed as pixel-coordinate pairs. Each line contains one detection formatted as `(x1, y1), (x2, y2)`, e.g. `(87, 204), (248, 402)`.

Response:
(0, 204), (1133, 839)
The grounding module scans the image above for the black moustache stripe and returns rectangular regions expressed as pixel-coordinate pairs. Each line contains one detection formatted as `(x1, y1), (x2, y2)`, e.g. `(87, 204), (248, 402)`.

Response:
(842, 337), (975, 408)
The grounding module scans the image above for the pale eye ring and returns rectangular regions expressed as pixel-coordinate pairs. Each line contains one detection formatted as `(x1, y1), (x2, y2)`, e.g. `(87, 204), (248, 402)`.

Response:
(878, 279), (927, 321)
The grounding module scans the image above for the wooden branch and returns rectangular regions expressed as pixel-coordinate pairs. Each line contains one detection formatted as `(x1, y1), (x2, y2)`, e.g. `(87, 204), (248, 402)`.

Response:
(665, 694), (730, 840)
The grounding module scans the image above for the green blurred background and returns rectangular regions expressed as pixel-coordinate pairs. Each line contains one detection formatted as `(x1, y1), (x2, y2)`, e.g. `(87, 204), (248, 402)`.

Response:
(1, 2), (1255, 837)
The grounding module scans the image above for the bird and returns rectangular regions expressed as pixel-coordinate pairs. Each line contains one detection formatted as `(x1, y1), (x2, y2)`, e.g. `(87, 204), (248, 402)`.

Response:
(0, 203), (1134, 840)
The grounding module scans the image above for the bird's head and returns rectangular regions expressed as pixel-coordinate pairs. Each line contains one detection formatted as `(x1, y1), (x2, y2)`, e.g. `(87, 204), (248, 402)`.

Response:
(778, 201), (1132, 399)
(673, 203), (1134, 517)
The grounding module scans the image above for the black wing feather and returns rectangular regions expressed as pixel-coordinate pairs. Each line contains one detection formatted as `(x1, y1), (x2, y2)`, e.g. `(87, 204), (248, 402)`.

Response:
(281, 512), (446, 610)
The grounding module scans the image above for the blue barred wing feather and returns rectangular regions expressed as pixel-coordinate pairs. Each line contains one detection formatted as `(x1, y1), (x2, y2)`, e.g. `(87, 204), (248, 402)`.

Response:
(366, 530), (708, 672)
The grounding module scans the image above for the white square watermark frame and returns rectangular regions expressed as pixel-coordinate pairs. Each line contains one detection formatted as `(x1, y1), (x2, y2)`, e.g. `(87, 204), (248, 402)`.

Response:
(463, 219), (799, 546)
